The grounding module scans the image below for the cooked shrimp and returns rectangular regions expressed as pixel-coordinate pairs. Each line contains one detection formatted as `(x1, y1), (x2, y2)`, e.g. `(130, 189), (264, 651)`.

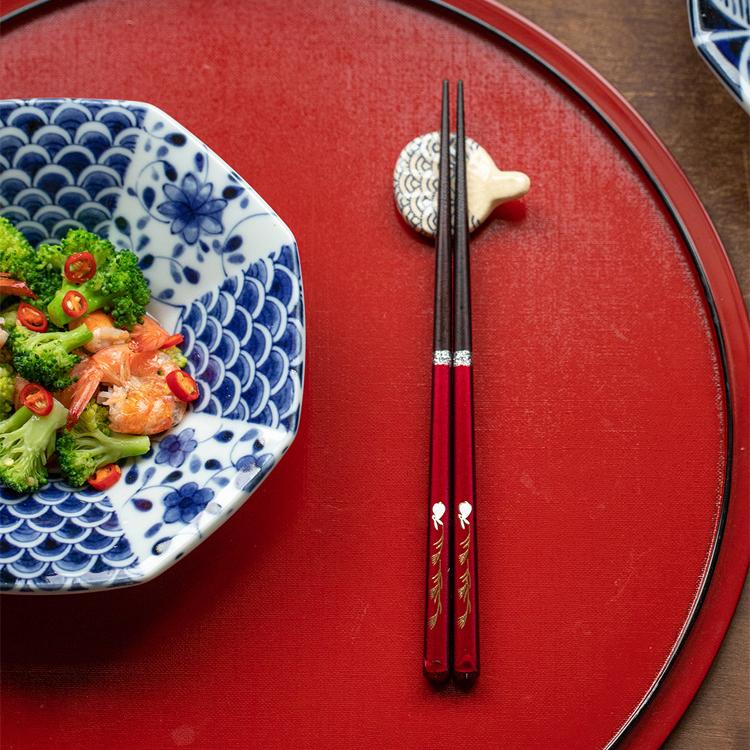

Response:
(63, 345), (132, 426)
(70, 311), (130, 353)
(130, 349), (179, 378)
(102, 378), (187, 435)
(103, 349), (185, 434)
(0, 274), (36, 299)
(130, 314), (169, 352)
(65, 344), (185, 434)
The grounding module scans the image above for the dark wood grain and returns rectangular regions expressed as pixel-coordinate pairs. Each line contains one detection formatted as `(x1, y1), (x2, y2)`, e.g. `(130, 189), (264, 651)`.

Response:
(505, 2), (749, 748)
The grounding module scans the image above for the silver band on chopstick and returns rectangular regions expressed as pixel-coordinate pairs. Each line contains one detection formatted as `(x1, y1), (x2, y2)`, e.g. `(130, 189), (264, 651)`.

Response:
(433, 350), (452, 366)
(453, 350), (472, 367)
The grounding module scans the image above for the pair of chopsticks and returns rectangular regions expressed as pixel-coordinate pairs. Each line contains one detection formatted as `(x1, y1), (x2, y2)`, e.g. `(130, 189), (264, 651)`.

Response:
(424, 80), (479, 685)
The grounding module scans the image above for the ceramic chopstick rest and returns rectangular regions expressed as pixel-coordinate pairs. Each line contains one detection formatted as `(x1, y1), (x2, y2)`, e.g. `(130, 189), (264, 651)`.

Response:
(393, 131), (530, 237)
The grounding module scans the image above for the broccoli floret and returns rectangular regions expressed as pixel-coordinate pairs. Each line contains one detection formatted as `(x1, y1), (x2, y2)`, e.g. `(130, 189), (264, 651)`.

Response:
(9, 323), (93, 390)
(24, 243), (67, 308)
(78, 401), (111, 434)
(0, 217), (34, 280)
(0, 220), (65, 307)
(0, 399), (67, 493)
(164, 345), (187, 368)
(0, 363), (14, 419)
(1, 306), (17, 328)
(0, 309), (16, 365)
(0, 311), (13, 364)
(47, 229), (150, 330)
(57, 402), (150, 487)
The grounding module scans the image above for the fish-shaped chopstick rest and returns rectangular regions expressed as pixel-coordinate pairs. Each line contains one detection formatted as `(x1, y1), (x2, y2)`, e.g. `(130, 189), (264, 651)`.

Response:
(393, 131), (530, 236)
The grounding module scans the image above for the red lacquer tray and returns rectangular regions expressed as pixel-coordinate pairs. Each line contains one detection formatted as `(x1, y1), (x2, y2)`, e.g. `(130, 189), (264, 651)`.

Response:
(1, 1), (748, 749)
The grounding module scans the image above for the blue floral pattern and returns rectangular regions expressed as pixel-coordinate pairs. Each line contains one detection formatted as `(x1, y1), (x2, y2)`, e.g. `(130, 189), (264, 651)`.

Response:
(157, 174), (227, 244)
(163, 482), (215, 524)
(0, 98), (304, 592)
(156, 428), (198, 468)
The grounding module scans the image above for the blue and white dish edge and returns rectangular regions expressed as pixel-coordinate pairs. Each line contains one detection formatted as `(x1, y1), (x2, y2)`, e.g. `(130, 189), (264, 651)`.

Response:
(688, 0), (750, 113)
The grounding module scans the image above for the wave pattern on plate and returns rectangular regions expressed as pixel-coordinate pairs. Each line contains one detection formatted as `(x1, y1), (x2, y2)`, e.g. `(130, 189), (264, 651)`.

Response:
(0, 482), (140, 592)
(180, 243), (304, 432)
(0, 99), (145, 244)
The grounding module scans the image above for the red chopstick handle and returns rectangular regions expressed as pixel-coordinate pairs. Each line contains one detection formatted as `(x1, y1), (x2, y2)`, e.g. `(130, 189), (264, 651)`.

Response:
(424, 357), (451, 682)
(453, 355), (479, 683)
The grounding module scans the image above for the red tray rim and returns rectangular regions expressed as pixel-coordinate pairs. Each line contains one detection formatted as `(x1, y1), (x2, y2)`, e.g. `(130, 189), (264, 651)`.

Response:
(2, 1), (749, 748)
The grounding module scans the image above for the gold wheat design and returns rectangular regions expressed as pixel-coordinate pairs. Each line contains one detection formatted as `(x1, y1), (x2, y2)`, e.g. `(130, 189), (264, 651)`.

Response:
(457, 531), (471, 628)
(428, 525), (445, 629)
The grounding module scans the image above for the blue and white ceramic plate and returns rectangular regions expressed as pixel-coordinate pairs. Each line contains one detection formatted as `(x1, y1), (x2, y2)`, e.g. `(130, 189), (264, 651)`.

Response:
(689, 0), (750, 113)
(0, 98), (304, 592)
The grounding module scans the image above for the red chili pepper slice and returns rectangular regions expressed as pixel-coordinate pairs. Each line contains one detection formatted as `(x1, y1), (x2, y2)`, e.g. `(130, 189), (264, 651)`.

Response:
(61, 290), (88, 318)
(64, 252), (97, 284)
(17, 301), (49, 332)
(165, 370), (200, 402)
(87, 463), (121, 491)
(0, 276), (38, 300)
(20, 382), (53, 416)
(159, 333), (184, 350)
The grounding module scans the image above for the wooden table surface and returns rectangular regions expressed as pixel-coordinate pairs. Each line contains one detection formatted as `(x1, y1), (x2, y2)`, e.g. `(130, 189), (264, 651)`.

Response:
(505, 2), (749, 748)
